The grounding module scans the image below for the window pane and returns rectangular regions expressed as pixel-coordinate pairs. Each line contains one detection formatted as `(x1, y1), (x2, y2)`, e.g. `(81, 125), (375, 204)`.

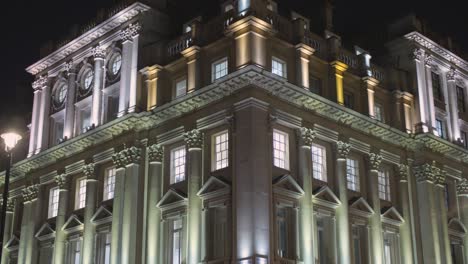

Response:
(172, 219), (182, 264)
(431, 72), (442, 100)
(346, 158), (359, 191)
(171, 147), (186, 184)
(378, 169), (391, 201)
(49, 187), (60, 218)
(436, 119), (446, 139)
(312, 144), (327, 181)
(212, 58), (228, 81)
(374, 104), (384, 122)
(104, 167), (116, 201)
(76, 178), (87, 209)
(272, 58), (286, 77)
(175, 79), (187, 98)
(273, 130), (289, 170)
(213, 131), (229, 170)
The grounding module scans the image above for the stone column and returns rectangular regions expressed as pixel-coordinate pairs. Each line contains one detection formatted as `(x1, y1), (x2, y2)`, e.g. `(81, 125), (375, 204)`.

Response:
(181, 46), (201, 93)
(367, 153), (384, 264)
(330, 61), (348, 105)
(63, 61), (77, 140)
(424, 56), (437, 133)
(36, 75), (50, 153)
(456, 178), (468, 262)
(362, 77), (379, 118)
(335, 141), (351, 264)
(184, 129), (203, 264)
(297, 127), (317, 264)
(29, 77), (45, 156)
(118, 23), (141, 115)
(82, 163), (98, 264)
(17, 185), (40, 264)
(397, 164), (414, 263)
(146, 144), (163, 264)
(446, 67), (461, 141)
(413, 163), (441, 263)
(412, 48), (430, 133)
(91, 46), (106, 127)
(434, 169), (452, 263)
(112, 146), (142, 264)
(52, 174), (69, 264)
(0, 199), (15, 264)
(110, 152), (126, 264)
(295, 44), (314, 89)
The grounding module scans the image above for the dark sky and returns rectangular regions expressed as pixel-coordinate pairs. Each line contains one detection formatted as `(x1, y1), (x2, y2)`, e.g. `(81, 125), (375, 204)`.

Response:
(0, 0), (466, 137)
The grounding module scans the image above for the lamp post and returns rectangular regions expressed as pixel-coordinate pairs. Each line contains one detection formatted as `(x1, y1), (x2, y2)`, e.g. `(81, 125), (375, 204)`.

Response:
(0, 132), (21, 260)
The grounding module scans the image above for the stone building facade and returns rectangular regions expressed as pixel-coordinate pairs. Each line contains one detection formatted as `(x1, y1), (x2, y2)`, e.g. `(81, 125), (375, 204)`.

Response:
(1, 0), (468, 263)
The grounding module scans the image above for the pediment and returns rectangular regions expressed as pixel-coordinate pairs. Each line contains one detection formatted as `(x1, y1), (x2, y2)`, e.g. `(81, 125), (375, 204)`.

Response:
(90, 205), (113, 225)
(5, 235), (20, 251)
(197, 176), (231, 199)
(157, 189), (187, 209)
(448, 218), (467, 235)
(62, 214), (83, 234)
(273, 174), (304, 199)
(381, 207), (405, 226)
(313, 186), (341, 207)
(349, 197), (374, 217)
(35, 223), (56, 241)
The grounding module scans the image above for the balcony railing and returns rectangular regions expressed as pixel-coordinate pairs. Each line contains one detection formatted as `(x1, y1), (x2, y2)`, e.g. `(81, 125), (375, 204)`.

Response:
(167, 32), (193, 57)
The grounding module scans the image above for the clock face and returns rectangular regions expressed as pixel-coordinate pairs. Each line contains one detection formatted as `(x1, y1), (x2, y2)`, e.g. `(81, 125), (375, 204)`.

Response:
(56, 83), (68, 104)
(110, 53), (122, 75)
(83, 70), (94, 90)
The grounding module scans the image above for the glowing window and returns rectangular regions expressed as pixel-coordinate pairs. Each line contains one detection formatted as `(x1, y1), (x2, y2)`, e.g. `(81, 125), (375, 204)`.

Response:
(212, 58), (228, 81)
(48, 187), (60, 218)
(171, 146), (186, 184)
(110, 54), (122, 75)
(75, 178), (87, 209)
(378, 169), (391, 201)
(103, 167), (116, 201)
(213, 131), (229, 171)
(272, 57), (286, 78)
(172, 219), (183, 264)
(312, 144), (327, 181)
(273, 129), (289, 170)
(346, 158), (360, 191)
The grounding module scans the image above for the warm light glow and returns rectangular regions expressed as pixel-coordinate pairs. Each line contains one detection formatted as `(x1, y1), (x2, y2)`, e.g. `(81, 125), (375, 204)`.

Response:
(1, 132), (22, 152)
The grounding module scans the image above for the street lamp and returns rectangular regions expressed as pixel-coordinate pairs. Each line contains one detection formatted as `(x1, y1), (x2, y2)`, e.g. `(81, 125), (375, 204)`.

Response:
(0, 132), (21, 260)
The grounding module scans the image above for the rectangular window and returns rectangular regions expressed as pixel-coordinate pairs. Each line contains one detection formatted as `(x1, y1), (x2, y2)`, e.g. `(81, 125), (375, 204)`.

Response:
(103, 167), (116, 201)
(431, 72), (443, 100)
(272, 57), (287, 78)
(312, 144), (327, 181)
(457, 86), (466, 113)
(69, 239), (81, 264)
(317, 217), (327, 264)
(436, 119), (446, 139)
(310, 76), (322, 95)
(212, 131), (229, 171)
(344, 92), (354, 109)
(352, 227), (362, 264)
(346, 158), (360, 191)
(374, 103), (384, 122)
(378, 169), (391, 201)
(273, 129), (289, 170)
(462, 131), (468, 149)
(172, 219), (183, 264)
(175, 78), (187, 98)
(276, 207), (289, 258)
(76, 178), (87, 209)
(171, 146), (186, 184)
(106, 95), (119, 122)
(212, 207), (227, 258)
(212, 57), (228, 82)
(384, 239), (392, 264)
(48, 187), (60, 218)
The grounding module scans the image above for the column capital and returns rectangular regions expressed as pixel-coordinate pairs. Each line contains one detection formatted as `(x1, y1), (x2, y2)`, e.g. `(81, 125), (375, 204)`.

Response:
(22, 184), (40, 202)
(92, 45), (106, 60)
(120, 22), (142, 42)
(446, 67), (456, 82)
(398, 164), (409, 182)
(336, 141), (351, 159)
(184, 129), (203, 149)
(0, 198), (15, 213)
(148, 144), (164, 162)
(457, 178), (468, 197)
(413, 163), (436, 183)
(298, 127), (316, 146)
(330, 60), (348, 73)
(362, 76), (379, 87)
(368, 152), (382, 171)
(424, 55), (434, 67)
(434, 170), (446, 187)
(83, 163), (96, 180)
(295, 43), (315, 57)
(112, 146), (142, 168)
(32, 75), (49, 91)
(64, 60), (77, 75)
(412, 47), (424, 61)
(54, 174), (69, 190)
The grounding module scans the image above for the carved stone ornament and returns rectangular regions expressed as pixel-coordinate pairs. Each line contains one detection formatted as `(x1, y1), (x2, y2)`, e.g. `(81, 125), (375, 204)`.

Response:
(64, 60), (75, 74)
(424, 55), (434, 67)
(54, 174), (69, 189)
(369, 153), (383, 171)
(446, 67), (456, 82)
(32, 75), (48, 90)
(112, 146), (142, 168)
(299, 127), (317, 146)
(0, 198), (15, 212)
(92, 45), (106, 59)
(412, 48), (424, 61)
(336, 141), (351, 159)
(22, 184), (40, 202)
(184, 129), (203, 149)
(434, 170), (446, 187)
(148, 144), (163, 162)
(457, 178), (468, 196)
(398, 164), (409, 182)
(413, 163), (435, 183)
(120, 22), (142, 42)
(83, 163), (96, 180)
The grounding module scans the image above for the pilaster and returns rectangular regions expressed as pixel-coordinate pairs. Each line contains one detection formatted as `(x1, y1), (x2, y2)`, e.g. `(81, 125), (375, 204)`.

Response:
(457, 178), (468, 262)
(362, 77), (379, 118)
(330, 61), (348, 105)
(141, 65), (164, 110)
(29, 77), (45, 156)
(181, 46), (202, 93)
(17, 184), (40, 264)
(91, 45), (106, 127)
(295, 44), (315, 89)
(397, 164), (414, 263)
(413, 48), (430, 133)
(434, 169), (452, 263)
(0, 199), (15, 264)
(82, 163), (98, 264)
(52, 174), (69, 264)
(446, 67), (461, 141)
(63, 61), (77, 139)
(35, 75), (51, 153)
(335, 140), (351, 264)
(367, 152), (384, 264)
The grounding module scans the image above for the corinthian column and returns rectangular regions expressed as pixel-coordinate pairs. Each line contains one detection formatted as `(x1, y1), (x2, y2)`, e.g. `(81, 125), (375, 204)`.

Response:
(29, 77), (45, 156)
(424, 55), (437, 133)
(297, 127), (317, 264)
(63, 61), (77, 139)
(35, 75), (50, 153)
(397, 164), (414, 263)
(457, 178), (468, 260)
(82, 163), (98, 264)
(146, 144), (163, 264)
(446, 68), (461, 141)
(52, 174), (69, 264)
(335, 141), (351, 264)
(367, 152), (384, 264)
(91, 46), (106, 127)
(184, 129), (203, 264)
(434, 169), (452, 263)
(412, 48), (430, 133)
(17, 184), (41, 264)
(0, 199), (15, 264)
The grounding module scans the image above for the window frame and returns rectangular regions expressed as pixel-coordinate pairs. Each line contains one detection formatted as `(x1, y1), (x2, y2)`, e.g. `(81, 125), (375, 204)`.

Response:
(311, 143), (327, 182)
(436, 119), (446, 139)
(431, 72), (443, 101)
(378, 168), (391, 201)
(346, 157), (360, 191)
(211, 130), (229, 171)
(272, 129), (290, 170)
(272, 57), (287, 78)
(103, 167), (116, 201)
(211, 57), (228, 82)
(344, 91), (355, 109)
(456, 86), (466, 113)
(75, 177), (87, 210)
(170, 146), (187, 184)
(171, 218), (183, 264)
(374, 103), (384, 122)
(48, 187), (60, 219)
(174, 77), (188, 98)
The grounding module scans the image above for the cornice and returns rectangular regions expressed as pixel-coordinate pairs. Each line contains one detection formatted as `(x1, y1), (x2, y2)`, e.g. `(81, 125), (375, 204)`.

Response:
(26, 2), (150, 75)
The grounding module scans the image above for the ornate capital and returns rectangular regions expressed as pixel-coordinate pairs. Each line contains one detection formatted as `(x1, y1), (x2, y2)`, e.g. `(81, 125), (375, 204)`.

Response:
(457, 178), (468, 196)
(336, 141), (351, 159)
(0, 198), (15, 213)
(112, 146), (142, 168)
(32, 75), (48, 90)
(22, 184), (40, 202)
(184, 129), (203, 149)
(92, 45), (106, 59)
(447, 67), (456, 82)
(424, 55), (434, 67)
(83, 163), (96, 180)
(398, 164), (409, 182)
(148, 144), (164, 162)
(412, 48), (424, 61)
(369, 153), (382, 171)
(65, 60), (76, 75)
(120, 22), (142, 42)
(299, 127), (316, 146)
(434, 170), (446, 187)
(413, 163), (435, 183)
(54, 174), (69, 189)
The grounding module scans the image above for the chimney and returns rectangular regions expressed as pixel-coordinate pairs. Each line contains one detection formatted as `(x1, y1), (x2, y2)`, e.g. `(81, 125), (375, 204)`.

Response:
(324, 0), (334, 31)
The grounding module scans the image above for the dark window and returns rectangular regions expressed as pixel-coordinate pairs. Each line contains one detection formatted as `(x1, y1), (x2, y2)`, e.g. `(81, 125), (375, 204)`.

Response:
(310, 76), (322, 95)
(444, 183), (450, 209)
(344, 92), (354, 109)
(461, 131), (468, 149)
(436, 119), (446, 139)
(456, 86), (466, 113)
(431, 72), (443, 101)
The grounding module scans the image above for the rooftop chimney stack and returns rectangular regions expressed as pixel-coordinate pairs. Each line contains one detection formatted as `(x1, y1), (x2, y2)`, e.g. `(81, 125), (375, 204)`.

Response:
(325, 0), (334, 32)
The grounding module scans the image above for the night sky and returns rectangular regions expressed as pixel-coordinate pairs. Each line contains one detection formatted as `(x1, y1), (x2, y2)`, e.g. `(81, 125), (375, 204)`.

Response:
(0, 0), (466, 137)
